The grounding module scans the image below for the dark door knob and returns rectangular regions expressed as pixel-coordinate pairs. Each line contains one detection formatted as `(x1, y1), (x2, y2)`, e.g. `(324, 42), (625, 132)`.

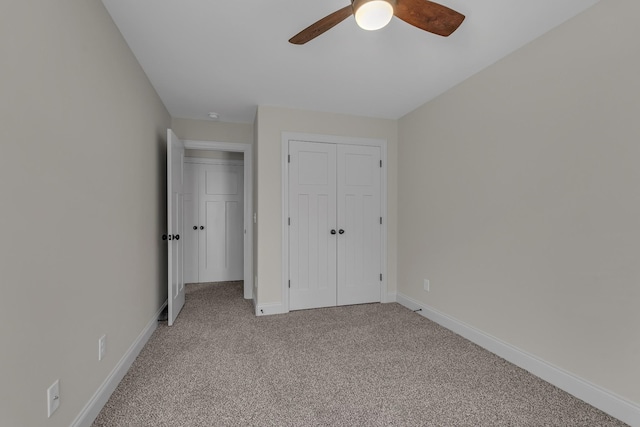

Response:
(193, 226), (197, 230)
(200, 226), (205, 230)
(339, 229), (345, 235)
(174, 234), (180, 240)
(162, 234), (168, 241)
(330, 229), (337, 235)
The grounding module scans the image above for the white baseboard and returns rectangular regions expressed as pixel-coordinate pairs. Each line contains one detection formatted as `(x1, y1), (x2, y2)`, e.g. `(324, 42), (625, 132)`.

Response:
(255, 302), (286, 316)
(256, 293), (398, 314)
(396, 293), (640, 427)
(70, 301), (168, 427)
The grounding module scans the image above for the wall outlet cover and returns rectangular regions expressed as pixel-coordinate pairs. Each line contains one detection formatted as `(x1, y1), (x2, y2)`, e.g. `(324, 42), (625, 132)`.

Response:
(98, 334), (107, 361)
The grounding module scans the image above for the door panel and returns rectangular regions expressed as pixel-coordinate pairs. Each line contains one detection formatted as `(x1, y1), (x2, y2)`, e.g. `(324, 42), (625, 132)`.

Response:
(289, 141), (337, 310)
(205, 169), (238, 195)
(202, 200), (226, 278)
(199, 164), (244, 282)
(167, 129), (185, 326)
(183, 163), (198, 284)
(337, 145), (381, 305)
(226, 200), (244, 279)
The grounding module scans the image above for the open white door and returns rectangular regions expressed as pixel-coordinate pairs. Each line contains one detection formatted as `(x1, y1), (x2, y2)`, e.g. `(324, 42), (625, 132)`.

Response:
(167, 129), (185, 325)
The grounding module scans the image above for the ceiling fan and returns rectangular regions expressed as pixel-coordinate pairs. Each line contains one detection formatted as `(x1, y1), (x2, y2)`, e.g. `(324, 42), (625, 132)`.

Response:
(289, 0), (465, 45)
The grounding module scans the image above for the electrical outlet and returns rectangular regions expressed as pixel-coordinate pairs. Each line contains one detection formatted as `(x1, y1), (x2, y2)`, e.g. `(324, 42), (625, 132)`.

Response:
(423, 279), (430, 292)
(98, 334), (106, 361)
(47, 380), (60, 417)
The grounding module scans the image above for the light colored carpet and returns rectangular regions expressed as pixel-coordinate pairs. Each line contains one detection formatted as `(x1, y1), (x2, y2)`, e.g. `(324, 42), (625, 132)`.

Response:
(93, 281), (627, 426)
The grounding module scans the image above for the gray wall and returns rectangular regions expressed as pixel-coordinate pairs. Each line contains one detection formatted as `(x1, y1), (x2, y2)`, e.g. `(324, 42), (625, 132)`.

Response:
(171, 118), (254, 144)
(173, 118), (252, 161)
(398, 0), (640, 405)
(0, 1), (171, 426)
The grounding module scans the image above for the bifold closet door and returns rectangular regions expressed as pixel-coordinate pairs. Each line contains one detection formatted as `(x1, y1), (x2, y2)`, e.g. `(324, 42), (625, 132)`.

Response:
(336, 144), (381, 306)
(289, 141), (338, 310)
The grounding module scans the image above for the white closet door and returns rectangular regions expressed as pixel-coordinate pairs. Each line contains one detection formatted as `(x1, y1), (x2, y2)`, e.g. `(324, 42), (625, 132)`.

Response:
(199, 164), (244, 282)
(336, 144), (382, 305)
(183, 163), (199, 284)
(289, 141), (337, 310)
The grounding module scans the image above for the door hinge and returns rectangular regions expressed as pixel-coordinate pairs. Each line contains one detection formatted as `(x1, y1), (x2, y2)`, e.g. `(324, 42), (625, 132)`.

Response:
(288, 154), (291, 163)
(380, 217), (382, 225)
(380, 160), (382, 168)
(380, 274), (383, 281)
(288, 280), (291, 288)
(288, 217), (291, 226)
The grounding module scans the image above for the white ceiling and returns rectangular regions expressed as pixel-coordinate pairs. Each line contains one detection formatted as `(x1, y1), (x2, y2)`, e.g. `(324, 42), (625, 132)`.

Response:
(101, 0), (599, 124)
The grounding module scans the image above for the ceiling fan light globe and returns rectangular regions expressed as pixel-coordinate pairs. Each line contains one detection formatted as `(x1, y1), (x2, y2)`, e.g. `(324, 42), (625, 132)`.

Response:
(354, 0), (394, 31)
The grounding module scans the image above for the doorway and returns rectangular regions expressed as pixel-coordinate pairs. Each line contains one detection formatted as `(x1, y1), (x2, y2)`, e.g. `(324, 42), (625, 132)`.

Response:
(183, 139), (253, 300)
(183, 157), (244, 284)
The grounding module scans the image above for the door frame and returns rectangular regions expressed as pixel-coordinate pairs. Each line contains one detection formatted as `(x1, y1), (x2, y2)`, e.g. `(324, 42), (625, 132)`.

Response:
(281, 132), (388, 313)
(183, 157), (245, 284)
(184, 140), (253, 300)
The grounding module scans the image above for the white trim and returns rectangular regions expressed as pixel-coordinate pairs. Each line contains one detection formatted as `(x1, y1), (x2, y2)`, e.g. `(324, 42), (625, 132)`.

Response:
(281, 132), (386, 147)
(184, 157), (244, 166)
(255, 302), (286, 316)
(281, 132), (388, 314)
(70, 301), (167, 427)
(396, 293), (640, 427)
(183, 139), (253, 300)
(281, 137), (290, 313)
(184, 140), (246, 152)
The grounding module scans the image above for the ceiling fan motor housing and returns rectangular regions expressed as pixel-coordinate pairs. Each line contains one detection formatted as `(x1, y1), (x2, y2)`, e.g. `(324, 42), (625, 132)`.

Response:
(351, 0), (397, 9)
(352, 0), (397, 30)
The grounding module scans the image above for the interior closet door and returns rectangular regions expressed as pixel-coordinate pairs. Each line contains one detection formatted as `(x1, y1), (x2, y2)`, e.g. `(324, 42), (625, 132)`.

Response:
(289, 141), (337, 310)
(336, 144), (381, 305)
(183, 163), (199, 284)
(199, 163), (244, 282)
(288, 140), (382, 311)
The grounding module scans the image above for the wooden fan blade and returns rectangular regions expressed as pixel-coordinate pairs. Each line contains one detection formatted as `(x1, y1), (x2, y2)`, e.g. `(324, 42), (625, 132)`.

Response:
(394, 0), (465, 37)
(289, 5), (353, 45)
